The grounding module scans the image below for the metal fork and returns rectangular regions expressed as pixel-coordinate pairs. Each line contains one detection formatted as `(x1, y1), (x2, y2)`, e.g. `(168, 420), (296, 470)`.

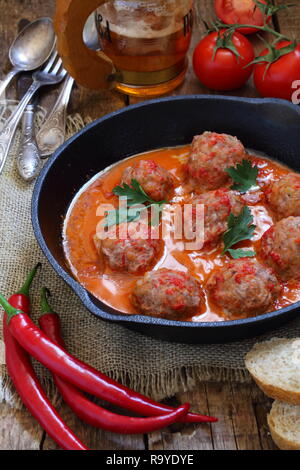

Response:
(0, 52), (67, 175)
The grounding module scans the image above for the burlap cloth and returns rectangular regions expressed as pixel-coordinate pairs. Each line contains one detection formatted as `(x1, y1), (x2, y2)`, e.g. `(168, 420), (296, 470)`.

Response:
(1, 99), (300, 408)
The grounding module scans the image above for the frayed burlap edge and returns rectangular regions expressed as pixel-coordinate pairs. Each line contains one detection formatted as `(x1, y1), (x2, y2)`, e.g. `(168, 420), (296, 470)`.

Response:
(108, 365), (251, 401)
(1, 364), (251, 411)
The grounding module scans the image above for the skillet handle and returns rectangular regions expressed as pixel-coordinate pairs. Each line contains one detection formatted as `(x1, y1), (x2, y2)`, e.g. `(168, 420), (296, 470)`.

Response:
(54, 0), (116, 90)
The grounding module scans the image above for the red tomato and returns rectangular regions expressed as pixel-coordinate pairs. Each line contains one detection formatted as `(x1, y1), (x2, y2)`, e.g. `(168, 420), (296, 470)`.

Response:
(193, 31), (255, 91)
(254, 41), (300, 101)
(214, 0), (268, 35)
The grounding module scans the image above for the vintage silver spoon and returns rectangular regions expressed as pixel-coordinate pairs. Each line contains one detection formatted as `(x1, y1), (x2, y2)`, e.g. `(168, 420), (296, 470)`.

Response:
(0, 18), (56, 98)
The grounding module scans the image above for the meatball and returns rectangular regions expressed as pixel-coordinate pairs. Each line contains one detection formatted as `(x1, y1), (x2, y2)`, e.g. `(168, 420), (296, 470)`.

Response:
(121, 159), (174, 201)
(259, 217), (300, 281)
(132, 269), (205, 320)
(94, 221), (161, 274)
(191, 188), (244, 246)
(186, 131), (246, 191)
(267, 173), (300, 220)
(206, 259), (281, 318)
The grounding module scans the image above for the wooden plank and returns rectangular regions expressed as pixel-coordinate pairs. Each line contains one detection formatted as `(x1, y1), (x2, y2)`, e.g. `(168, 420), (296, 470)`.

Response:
(0, 382), (275, 451)
(148, 386), (214, 450)
(0, 403), (43, 450)
(149, 382), (277, 451)
(250, 383), (278, 450)
(205, 382), (237, 450)
(41, 401), (145, 450)
(275, 1), (300, 39)
(230, 382), (261, 450)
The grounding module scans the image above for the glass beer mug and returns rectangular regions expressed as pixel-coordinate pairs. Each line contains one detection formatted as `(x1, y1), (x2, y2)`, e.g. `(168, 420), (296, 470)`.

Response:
(55, 0), (194, 97)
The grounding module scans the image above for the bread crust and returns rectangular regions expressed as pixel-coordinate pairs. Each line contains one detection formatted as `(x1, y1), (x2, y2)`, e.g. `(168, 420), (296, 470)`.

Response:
(246, 339), (300, 450)
(250, 375), (300, 406)
(267, 412), (300, 451)
(245, 338), (300, 405)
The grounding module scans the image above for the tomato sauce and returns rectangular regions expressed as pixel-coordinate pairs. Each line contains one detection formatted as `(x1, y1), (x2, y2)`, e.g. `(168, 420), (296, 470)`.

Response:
(63, 145), (300, 322)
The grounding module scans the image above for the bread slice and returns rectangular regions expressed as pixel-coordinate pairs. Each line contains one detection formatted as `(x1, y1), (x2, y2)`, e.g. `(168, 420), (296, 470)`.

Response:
(245, 337), (300, 405)
(268, 401), (300, 450)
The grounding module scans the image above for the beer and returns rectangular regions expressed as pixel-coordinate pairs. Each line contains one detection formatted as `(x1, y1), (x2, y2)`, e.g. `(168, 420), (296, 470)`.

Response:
(95, 0), (194, 97)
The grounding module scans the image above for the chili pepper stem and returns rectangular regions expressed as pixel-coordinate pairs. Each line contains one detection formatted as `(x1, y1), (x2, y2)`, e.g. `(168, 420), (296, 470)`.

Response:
(17, 263), (41, 297)
(0, 294), (23, 322)
(40, 287), (55, 315)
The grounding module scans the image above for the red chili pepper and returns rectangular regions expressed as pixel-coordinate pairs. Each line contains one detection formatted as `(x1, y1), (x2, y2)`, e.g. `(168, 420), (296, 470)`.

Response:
(4, 265), (88, 451)
(0, 291), (217, 424)
(39, 289), (189, 433)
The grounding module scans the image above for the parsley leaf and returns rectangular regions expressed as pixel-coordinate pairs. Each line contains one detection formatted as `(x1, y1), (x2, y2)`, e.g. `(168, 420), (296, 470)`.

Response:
(222, 206), (256, 258)
(227, 248), (256, 259)
(225, 159), (259, 194)
(103, 206), (143, 228)
(113, 179), (166, 206)
(104, 179), (167, 227)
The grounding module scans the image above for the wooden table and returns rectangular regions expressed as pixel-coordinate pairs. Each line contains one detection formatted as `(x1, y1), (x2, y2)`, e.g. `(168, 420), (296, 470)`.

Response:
(0, 0), (299, 451)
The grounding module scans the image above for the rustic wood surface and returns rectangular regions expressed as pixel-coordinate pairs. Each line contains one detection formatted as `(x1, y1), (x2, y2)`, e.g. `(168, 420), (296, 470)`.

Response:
(0, 0), (299, 451)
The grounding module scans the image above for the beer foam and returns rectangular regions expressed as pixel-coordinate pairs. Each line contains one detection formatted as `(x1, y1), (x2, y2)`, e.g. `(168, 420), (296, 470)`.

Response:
(98, 0), (193, 39)
(112, 0), (191, 14)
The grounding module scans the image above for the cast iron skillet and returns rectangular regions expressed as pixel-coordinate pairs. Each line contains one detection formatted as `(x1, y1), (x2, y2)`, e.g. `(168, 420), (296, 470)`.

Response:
(32, 95), (300, 344)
